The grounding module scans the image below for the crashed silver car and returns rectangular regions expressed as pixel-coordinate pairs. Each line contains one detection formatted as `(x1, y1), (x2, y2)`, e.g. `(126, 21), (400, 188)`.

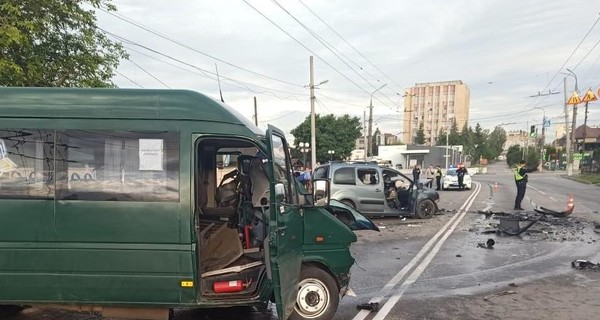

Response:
(313, 162), (440, 218)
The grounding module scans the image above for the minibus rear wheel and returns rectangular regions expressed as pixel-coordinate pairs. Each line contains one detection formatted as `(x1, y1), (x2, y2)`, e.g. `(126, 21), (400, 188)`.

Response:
(291, 266), (339, 320)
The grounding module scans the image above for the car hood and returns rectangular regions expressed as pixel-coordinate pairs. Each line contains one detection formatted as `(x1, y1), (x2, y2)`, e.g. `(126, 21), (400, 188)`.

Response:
(329, 199), (380, 231)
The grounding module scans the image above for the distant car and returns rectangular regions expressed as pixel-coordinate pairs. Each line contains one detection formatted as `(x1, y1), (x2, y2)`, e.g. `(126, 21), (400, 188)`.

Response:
(442, 168), (472, 190)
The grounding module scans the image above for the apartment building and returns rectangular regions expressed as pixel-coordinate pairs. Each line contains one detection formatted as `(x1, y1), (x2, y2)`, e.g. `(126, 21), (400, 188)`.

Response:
(402, 80), (470, 145)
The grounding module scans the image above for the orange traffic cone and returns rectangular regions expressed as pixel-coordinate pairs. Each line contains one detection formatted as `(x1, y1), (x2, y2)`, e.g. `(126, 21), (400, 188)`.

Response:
(565, 194), (574, 215)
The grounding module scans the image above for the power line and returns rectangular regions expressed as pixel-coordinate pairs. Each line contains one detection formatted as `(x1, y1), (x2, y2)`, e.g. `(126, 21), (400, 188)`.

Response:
(115, 70), (144, 88)
(297, 0), (404, 93)
(241, 0), (384, 103)
(97, 7), (304, 89)
(572, 36), (600, 71)
(127, 59), (170, 88)
(529, 13), (600, 107)
(102, 29), (308, 99)
(123, 45), (308, 102)
(271, 0), (395, 107)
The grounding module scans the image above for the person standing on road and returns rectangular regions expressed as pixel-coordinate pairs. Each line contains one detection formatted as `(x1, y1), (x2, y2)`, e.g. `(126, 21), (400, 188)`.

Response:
(425, 164), (435, 188)
(456, 163), (467, 191)
(412, 165), (421, 185)
(435, 165), (443, 190)
(514, 160), (531, 210)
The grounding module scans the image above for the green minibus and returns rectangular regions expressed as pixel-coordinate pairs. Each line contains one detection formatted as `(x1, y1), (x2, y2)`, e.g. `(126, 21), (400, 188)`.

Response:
(0, 87), (378, 320)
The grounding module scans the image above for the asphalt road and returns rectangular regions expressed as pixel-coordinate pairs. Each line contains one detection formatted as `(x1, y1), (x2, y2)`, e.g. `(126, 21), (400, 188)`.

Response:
(6, 162), (600, 319)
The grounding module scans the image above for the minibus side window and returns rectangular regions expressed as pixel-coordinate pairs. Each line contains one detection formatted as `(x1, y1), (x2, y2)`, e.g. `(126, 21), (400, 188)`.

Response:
(0, 129), (54, 199)
(56, 130), (179, 202)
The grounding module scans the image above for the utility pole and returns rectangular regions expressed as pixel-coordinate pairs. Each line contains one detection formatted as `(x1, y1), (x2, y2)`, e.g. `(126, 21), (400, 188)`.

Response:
(539, 114), (545, 172)
(564, 77), (572, 176)
(363, 110), (368, 161)
(253, 96), (258, 126)
(367, 84), (387, 159)
(309, 56), (316, 169)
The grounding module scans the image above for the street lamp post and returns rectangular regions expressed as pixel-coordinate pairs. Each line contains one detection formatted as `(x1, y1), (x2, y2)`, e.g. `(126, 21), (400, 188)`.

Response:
(533, 107), (546, 172)
(298, 142), (310, 168)
(367, 84), (387, 158)
(327, 150), (335, 161)
(564, 69), (578, 176)
(444, 115), (454, 170)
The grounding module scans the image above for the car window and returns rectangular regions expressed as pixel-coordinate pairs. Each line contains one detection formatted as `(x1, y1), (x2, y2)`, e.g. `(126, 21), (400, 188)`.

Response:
(313, 165), (329, 179)
(357, 168), (379, 185)
(332, 167), (355, 185)
(446, 170), (457, 176)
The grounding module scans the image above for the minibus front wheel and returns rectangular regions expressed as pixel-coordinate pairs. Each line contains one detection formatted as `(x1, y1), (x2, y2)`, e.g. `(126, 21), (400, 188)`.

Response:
(291, 266), (339, 320)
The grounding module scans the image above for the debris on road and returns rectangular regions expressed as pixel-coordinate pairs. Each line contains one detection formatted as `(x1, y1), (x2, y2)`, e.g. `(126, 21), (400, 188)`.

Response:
(456, 254), (462, 258)
(571, 260), (600, 271)
(356, 302), (380, 312)
(483, 290), (517, 301)
(472, 210), (600, 243)
(498, 217), (537, 235)
(508, 282), (518, 287)
(477, 238), (495, 249)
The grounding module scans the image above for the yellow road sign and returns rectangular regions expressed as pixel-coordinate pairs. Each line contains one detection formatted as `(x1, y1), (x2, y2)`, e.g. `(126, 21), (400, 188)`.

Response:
(567, 91), (581, 105)
(581, 89), (597, 103)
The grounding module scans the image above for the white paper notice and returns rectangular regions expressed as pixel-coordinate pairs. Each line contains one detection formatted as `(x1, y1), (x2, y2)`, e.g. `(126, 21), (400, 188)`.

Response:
(139, 139), (164, 171)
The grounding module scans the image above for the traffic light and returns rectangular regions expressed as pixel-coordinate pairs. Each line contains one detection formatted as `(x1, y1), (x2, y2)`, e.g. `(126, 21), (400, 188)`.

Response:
(530, 125), (536, 138)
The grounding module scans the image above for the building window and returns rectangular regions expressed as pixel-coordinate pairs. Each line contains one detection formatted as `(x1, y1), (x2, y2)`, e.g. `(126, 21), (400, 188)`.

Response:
(55, 130), (180, 202)
(0, 129), (54, 199)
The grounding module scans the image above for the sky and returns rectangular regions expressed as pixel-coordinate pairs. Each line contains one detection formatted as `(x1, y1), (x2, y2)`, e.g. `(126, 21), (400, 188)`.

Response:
(96, 0), (600, 144)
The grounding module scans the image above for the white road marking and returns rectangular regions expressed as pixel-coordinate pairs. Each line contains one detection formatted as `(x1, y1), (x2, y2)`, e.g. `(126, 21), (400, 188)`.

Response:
(529, 185), (546, 195)
(352, 182), (482, 320)
(549, 196), (557, 201)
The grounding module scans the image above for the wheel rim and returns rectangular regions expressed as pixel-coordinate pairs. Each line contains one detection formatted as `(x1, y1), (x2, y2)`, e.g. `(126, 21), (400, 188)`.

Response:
(295, 278), (330, 319)
(420, 200), (434, 216)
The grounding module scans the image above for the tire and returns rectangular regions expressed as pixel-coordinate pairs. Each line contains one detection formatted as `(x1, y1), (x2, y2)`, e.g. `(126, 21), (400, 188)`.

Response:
(291, 266), (339, 320)
(416, 199), (435, 219)
(340, 199), (356, 209)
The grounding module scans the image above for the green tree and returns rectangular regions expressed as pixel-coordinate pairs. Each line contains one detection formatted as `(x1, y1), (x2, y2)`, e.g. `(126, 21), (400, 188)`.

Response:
(0, 0), (126, 87)
(506, 145), (522, 167)
(486, 126), (507, 160)
(290, 114), (362, 164)
(414, 123), (426, 144)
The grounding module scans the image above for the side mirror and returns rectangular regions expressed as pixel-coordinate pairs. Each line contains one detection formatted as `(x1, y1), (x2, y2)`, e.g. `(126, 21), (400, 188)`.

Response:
(274, 183), (286, 203)
(312, 178), (331, 207)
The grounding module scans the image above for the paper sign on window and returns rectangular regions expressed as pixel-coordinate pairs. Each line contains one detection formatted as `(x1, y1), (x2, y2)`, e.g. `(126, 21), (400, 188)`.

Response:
(139, 139), (164, 171)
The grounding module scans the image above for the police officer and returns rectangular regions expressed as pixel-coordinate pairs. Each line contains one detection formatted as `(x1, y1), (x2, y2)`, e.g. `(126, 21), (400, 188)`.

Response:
(456, 163), (468, 191)
(514, 160), (530, 210)
(435, 165), (442, 190)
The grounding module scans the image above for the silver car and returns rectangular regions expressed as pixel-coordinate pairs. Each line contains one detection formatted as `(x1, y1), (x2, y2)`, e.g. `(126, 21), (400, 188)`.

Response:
(313, 162), (440, 218)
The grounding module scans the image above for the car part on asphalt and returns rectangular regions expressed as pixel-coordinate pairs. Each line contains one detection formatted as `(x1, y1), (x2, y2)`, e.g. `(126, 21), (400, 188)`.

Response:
(571, 260), (600, 270)
(478, 238), (495, 249)
(498, 217), (537, 235)
(534, 206), (573, 217)
(356, 302), (379, 312)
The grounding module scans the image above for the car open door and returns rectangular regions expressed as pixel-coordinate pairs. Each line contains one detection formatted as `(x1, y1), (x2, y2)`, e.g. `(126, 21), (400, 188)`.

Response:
(266, 125), (303, 320)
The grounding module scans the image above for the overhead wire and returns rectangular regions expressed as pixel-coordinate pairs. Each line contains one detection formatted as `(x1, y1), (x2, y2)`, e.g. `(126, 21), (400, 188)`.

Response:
(241, 0), (388, 104)
(271, 0), (396, 107)
(96, 6), (305, 89)
(123, 45), (307, 102)
(528, 13), (600, 108)
(297, 0), (404, 93)
(101, 28), (308, 100)
(126, 59), (170, 88)
(115, 70), (144, 88)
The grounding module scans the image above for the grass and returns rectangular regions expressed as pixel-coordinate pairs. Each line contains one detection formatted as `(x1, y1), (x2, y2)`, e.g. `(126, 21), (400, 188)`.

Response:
(572, 173), (600, 185)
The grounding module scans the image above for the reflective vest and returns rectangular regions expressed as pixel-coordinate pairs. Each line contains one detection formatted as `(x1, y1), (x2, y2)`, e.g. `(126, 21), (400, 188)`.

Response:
(514, 166), (526, 181)
(436, 169), (442, 177)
